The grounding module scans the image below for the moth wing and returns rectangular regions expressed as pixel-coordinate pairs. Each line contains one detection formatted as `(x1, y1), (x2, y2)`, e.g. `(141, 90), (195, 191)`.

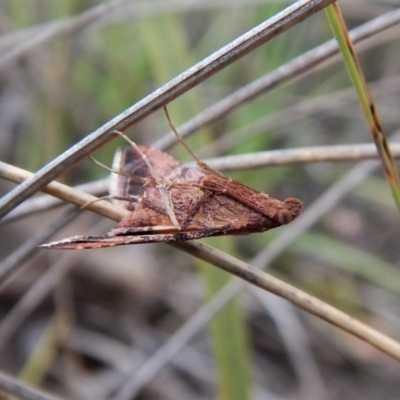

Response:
(39, 225), (230, 250)
(109, 146), (203, 209)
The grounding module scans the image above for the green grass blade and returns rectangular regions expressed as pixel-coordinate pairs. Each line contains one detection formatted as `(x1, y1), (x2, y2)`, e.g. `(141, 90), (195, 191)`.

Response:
(292, 232), (400, 298)
(138, 14), (251, 399)
(325, 4), (400, 213)
(200, 239), (250, 400)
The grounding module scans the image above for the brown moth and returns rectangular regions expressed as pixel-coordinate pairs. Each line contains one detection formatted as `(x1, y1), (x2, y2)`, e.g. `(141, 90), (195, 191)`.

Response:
(40, 143), (303, 249)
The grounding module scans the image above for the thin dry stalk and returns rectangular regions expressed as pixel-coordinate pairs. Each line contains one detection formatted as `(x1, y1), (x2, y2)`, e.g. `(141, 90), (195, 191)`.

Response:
(0, 0), (334, 219)
(2, 161), (400, 367)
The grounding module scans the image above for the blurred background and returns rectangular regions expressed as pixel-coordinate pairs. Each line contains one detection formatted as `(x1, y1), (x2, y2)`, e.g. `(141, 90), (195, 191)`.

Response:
(1, 1), (400, 399)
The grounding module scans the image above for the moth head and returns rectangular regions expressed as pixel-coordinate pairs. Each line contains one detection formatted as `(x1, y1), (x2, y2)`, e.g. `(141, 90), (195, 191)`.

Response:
(277, 197), (303, 225)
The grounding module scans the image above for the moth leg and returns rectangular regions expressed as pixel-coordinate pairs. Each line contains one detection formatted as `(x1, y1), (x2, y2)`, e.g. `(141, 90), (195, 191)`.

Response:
(141, 197), (172, 215)
(121, 190), (215, 230)
(118, 195), (190, 226)
(180, 190), (215, 230)
(138, 196), (207, 228)
(112, 194), (141, 211)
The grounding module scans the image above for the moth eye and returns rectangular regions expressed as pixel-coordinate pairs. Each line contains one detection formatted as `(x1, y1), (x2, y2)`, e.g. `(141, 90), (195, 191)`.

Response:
(277, 209), (294, 225)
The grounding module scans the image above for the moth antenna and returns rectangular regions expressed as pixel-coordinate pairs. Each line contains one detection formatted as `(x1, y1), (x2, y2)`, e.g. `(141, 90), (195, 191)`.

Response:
(112, 130), (181, 230)
(163, 106), (226, 178)
(89, 155), (149, 183)
(163, 106), (202, 164)
(89, 155), (113, 172)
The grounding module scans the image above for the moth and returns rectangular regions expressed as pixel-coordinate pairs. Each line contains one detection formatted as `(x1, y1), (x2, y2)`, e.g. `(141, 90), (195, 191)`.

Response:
(41, 122), (302, 249)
